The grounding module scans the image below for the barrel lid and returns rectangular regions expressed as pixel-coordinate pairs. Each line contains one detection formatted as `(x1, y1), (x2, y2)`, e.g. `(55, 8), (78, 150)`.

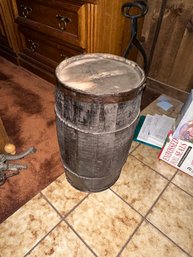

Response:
(56, 53), (145, 96)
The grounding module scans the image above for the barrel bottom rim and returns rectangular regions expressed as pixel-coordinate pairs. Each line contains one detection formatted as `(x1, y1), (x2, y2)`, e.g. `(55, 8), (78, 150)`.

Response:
(65, 171), (121, 193)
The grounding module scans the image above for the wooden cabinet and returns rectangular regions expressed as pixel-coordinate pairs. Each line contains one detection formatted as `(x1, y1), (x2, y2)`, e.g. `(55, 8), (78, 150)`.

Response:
(14, 0), (87, 81)
(12, 0), (133, 83)
(0, 0), (21, 63)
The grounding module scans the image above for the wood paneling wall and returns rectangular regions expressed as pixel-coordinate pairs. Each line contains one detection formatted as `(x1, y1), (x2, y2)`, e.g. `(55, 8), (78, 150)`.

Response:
(138, 0), (193, 93)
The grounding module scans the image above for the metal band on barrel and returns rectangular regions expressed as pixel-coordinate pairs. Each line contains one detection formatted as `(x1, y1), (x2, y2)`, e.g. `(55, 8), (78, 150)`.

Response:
(55, 105), (140, 135)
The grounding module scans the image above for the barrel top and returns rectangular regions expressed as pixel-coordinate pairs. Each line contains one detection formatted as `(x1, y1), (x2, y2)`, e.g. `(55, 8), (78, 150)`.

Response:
(56, 54), (145, 95)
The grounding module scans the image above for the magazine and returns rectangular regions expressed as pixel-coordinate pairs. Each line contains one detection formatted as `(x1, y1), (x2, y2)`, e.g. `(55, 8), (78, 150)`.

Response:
(135, 114), (175, 148)
(173, 90), (193, 143)
(159, 90), (193, 176)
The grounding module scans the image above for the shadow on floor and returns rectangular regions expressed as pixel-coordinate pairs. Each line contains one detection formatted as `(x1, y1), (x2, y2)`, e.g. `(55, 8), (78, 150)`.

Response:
(141, 86), (160, 110)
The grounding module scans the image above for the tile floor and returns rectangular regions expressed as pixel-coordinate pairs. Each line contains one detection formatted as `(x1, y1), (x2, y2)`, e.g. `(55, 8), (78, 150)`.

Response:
(1, 95), (193, 257)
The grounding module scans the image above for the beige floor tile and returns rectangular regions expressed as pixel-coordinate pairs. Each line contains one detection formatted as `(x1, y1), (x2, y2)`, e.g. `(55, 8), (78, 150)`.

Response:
(147, 184), (193, 256)
(172, 171), (193, 196)
(28, 221), (94, 257)
(42, 174), (88, 216)
(66, 189), (141, 257)
(112, 156), (168, 215)
(120, 221), (188, 257)
(0, 194), (61, 257)
(129, 141), (139, 153)
(132, 144), (177, 179)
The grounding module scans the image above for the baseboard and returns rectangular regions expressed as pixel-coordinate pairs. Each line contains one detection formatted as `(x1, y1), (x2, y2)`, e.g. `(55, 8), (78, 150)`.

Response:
(18, 53), (56, 84)
(147, 77), (189, 103)
(0, 46), (18, 65)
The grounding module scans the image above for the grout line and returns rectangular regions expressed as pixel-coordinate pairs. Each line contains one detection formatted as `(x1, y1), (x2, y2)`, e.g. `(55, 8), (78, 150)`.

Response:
(41, 191), (90, 219)
(146, 219), (193, 257)
(128, 142), (141, 155)
(25, 192), (94, 256)
(110, 188), (143, 218)
(170, 170), (193, 198)
(170, 181), (193, 198)
(129, 145), (193, 199)
(23, 219), (63, 257)
(144, 170), (177, 218)
(116, 218), (144, 257)
(131, 153), (175, 181)
(64, 220), (98, 257)
(63, 193), (90, 219)
(40, 192), (64, 219)
(115, 170), (178, 256)
(23, 160), (189, 257)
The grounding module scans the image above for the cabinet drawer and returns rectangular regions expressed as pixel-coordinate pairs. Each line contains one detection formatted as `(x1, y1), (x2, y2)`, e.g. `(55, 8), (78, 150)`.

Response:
(16, 0), (83, 46)
(20, 27), (84, 65)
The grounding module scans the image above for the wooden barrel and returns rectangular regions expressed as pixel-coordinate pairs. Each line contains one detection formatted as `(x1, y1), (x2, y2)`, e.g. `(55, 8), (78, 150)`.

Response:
(55, 53), (145, 192)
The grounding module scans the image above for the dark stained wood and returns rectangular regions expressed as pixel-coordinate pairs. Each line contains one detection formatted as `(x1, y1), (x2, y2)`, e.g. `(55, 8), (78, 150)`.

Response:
(136, 1), (164, 69)
(143, 0), (193, 92)
(0, 43), (18, 64)
(0, 0), (22, 63)
(16, 0), (81, 40)
(12, 0), (140, 82)
(140, 86), (161, 110)
(19, 27), (84, 63)
(16, 17), (82, 47)
(147, 77), (189, 103)
(168, 20), (193, 91)
(18, 53), (56, 83)
(2, 0), (193, 96)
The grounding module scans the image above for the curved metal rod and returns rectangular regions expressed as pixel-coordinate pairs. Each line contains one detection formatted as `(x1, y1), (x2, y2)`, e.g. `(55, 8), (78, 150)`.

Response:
(122, 1), (148, 74)
(122, 1), (148, 19)
(2, 147), (36, 161)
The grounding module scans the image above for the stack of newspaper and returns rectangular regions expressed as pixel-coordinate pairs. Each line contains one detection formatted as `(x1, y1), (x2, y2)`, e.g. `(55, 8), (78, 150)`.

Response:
(136, 114), (175, 148)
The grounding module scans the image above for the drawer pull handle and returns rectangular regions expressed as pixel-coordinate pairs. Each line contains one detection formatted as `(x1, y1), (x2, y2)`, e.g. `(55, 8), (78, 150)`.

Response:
(20, 4), (32, 18)
(28, 40), (39, 52)
(56, 15), (72, 31)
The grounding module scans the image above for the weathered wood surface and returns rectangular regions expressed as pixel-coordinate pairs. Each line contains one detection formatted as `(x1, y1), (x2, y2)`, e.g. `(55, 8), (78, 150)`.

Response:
(55, 54), (144, 191)
(56, 108), (139, 192)
(140, 0), (193, 92)
(168, 17), (193, 91)
(56, 88), (141, 132)
(55, 85), (142, 191)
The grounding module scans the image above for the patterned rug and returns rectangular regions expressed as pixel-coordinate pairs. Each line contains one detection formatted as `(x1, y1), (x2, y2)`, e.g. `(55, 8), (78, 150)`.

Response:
(0, 57), (63, 223)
